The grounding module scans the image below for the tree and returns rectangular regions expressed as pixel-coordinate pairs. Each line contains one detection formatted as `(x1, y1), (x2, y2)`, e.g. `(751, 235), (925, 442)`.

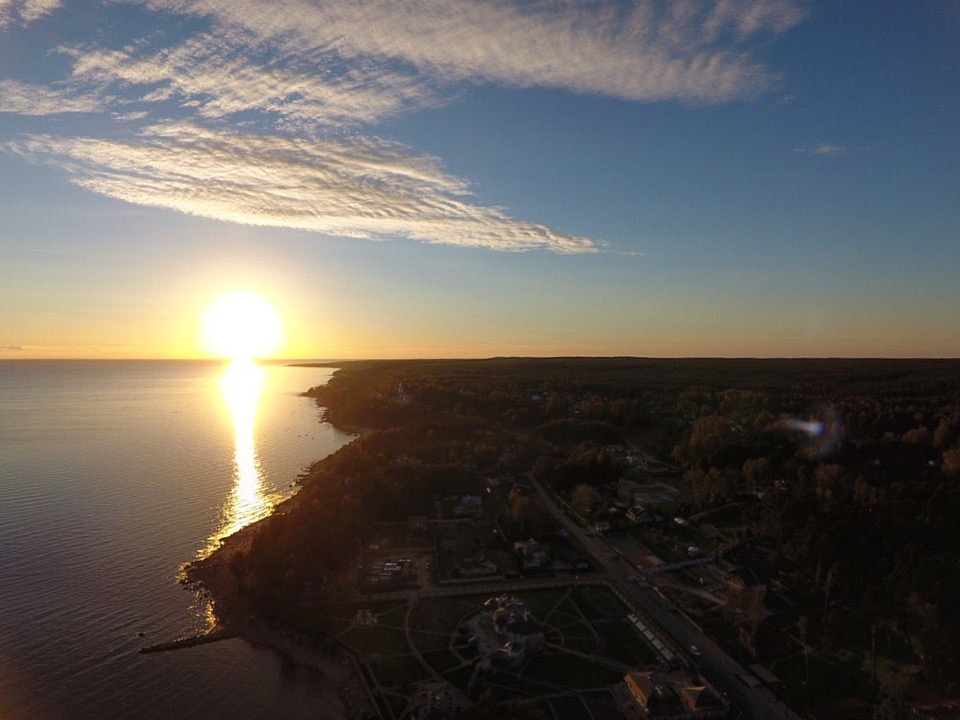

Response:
(227, 549), (248, 595)
(681, 468), (707, 510)
(753, 409), (776, 432)
(509, 492), (546, 539)
(743, 457), (772, 491)
(823, 563), (837, 615)
(228, 549), (247, 578)
(873, 664), (912, 720)
(934, 417), (954, 449)
(673, 415), (731, 469)
(943, 448), (960, 477)
(814, 463), (844, 503)
(797, 615), (810, 687)
(902, 426), (932, 446)
(571, 483), (594, 518)
(862, 586), (892, 686)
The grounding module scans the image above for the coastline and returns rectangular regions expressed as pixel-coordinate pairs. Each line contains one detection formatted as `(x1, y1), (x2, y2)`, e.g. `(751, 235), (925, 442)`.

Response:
(327, 421), (375, 438)
(181, 415), (378, 719)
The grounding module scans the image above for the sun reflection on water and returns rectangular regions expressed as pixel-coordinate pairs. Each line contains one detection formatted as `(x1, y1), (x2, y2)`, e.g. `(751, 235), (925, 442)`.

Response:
(198, 358), (273, 559)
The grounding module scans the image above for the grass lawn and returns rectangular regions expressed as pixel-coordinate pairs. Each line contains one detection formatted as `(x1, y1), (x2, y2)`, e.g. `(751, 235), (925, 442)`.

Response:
(348, 585), (656, 704)
(382, 693), (408, 719)
(340, 625), (410, 655)
(488, 673), (539, 701)
(375, 603), (409, 627)
(547, 695), (592, 720)
(542, 596), (584, 627)
(600, 618), (660, 666)
(520, 588), (570, 619)
(410, 628), (453, 653)
(409, 597), (477, 636)
(443, 664), (475, 691)
(582, 690), (623, 720)
(561, 633), (598, 654)
(422, 649), (465, 673)
(573, 585), (628, 619)
(522, 654), (624, 689)
(366, 654), (433, 688)
(549, 614), (593, 636)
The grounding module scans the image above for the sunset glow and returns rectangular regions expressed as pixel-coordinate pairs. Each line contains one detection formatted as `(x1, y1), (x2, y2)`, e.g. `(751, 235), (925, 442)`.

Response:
(201, 292), (283, 360)
(1, 2), (958, 358)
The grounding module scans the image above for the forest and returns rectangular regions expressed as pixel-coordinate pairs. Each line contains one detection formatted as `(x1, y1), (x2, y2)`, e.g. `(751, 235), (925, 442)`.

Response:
(232, 358), (960, 711)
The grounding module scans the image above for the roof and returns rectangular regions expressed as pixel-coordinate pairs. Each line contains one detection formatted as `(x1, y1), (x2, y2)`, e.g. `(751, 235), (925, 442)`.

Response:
(625, 672), (656, 703)
(681, 686), (721, 710)
(502, 615), (542, 636)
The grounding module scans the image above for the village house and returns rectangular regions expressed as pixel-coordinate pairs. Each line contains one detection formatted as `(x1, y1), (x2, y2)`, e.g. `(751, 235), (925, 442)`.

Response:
(484, 595), (545, 664)
(513, 538), (550, 571)
(454, 494), (483, 517)
(623, 668), (726, 719)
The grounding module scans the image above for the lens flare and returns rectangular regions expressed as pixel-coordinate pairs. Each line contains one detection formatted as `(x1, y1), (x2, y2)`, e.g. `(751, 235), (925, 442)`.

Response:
(774, 407), (844, 459)
(782, 419), (824, 437)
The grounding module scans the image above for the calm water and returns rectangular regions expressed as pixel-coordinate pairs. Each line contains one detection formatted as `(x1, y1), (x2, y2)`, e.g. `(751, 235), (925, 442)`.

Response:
(0, 360), (355, 720)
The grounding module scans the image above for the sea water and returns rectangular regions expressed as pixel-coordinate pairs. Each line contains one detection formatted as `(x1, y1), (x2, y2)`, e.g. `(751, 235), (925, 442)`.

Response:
(0, 360), (355, 720)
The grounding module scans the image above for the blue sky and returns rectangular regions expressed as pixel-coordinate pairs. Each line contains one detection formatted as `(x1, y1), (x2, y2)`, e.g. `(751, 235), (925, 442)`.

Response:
(1, 0), (957, 358)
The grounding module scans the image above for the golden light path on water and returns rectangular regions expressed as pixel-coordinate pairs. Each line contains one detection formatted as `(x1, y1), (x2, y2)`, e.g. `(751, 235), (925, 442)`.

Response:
(199, 358), (273, 561)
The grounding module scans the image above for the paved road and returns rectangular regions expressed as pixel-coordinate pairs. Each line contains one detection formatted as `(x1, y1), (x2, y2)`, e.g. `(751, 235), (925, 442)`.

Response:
(528, 476), (802, 720)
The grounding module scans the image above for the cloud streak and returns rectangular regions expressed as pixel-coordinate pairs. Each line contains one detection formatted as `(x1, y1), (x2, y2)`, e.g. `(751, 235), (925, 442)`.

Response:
(0, 79), (102, 115)
(813, 143), (847, 156)
(5, 123), (597, 253)
(1, 0), (806, 252)
(0, 0), (60, 27)
(64, 33), (439, 130)
(61, 0), (807, 133)
(793, 143), (868, 157)
(131, 0), (806, 104)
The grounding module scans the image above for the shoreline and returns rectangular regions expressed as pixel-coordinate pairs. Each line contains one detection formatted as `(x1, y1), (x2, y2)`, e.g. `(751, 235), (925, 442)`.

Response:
(327, 421), (375, 438)
(179, 415), (377, 719)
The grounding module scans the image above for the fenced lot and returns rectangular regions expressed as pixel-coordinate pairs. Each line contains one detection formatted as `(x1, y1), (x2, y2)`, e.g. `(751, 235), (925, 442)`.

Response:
(326, 584), (664, 718)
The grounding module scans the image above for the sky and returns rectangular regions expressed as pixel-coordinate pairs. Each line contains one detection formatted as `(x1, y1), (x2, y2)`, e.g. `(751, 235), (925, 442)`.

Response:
(0, 0), (958, 359)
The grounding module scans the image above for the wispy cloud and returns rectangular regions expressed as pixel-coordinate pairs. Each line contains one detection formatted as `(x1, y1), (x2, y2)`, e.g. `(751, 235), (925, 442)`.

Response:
(54, 0), (807, 133)
(0, 79), (102, 115)
(792, 143), (851, 156)
(64, 32), (439, 130)
(1, 0), (806, 253)
(4, 123), (597, 253)
(0, 0), (60, 27)
(813, 143), (847, 156)
(129, 0), (806, 104)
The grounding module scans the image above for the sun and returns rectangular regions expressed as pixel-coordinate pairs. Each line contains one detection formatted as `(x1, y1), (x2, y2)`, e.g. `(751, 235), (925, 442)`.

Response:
(201, 292), (284, 359)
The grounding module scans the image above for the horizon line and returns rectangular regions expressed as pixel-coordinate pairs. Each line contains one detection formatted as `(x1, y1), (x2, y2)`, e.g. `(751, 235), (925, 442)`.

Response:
(2, 355), (959, 362)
